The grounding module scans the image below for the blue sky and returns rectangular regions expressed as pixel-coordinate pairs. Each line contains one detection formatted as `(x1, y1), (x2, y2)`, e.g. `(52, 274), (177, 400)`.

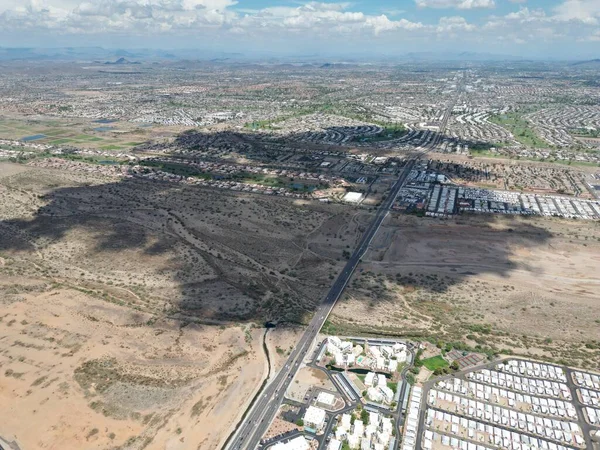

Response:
(0, 0), (598, 59)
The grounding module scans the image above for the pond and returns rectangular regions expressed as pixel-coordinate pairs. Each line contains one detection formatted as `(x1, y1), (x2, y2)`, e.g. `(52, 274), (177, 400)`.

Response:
(94, 119), (117, 124)
(93, 127), (115, 132)
(21, 134), (46, 141)
(290, 183), (316, 192)
(325, 365), (391, 379)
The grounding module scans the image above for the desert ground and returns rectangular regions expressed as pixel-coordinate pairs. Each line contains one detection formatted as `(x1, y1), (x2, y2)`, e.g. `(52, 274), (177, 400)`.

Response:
(331, 213), (600, 370)
(0, 162), (365, 449)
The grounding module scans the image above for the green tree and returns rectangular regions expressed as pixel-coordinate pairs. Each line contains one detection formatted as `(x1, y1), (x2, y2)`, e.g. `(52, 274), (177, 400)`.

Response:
(360, 409), (369, 424)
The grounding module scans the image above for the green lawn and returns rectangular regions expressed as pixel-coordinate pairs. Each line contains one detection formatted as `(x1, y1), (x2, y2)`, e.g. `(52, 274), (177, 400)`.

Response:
(422, 355), (449, 371)
(489, 113), (548, 148)
(358, 125), (406, 143)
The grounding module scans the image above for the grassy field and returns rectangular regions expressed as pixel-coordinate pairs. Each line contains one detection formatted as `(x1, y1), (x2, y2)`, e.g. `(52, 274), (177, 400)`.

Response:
(489, 113), (548, 148)
(0, 118), (149, 151)
(357, 124), (406, 143)
(421, 356), (449, 371)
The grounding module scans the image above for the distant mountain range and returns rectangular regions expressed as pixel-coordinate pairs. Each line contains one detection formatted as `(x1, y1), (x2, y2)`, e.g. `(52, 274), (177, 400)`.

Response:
(570, 59), (600, 67)
(99, 57), (141, 65)
(0, 46), (596, 64)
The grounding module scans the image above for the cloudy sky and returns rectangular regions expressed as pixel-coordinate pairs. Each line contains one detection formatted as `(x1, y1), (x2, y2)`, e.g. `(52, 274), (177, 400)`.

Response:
(0, 0), (598, 59)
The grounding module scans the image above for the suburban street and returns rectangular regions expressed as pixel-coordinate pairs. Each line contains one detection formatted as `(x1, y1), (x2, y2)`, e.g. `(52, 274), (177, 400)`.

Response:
(225, 83), (460, 450)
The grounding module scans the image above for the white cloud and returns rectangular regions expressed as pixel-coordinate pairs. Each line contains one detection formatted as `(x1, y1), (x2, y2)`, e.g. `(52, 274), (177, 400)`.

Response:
(552, 0), (600, 25)
(0, 0), (425, 37)
(0, 0), (597, 57)
(436, 16), (475, 33)
(415, 0), (495, 9)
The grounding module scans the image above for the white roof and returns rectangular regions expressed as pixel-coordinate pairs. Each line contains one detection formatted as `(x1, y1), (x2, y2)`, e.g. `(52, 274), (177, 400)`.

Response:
(303, 406), (326, 426)
(343, 192), (363, 203)
(272, 436), (310, 450)
(327, 438), (342, 450)
(317, 391), (335, 406)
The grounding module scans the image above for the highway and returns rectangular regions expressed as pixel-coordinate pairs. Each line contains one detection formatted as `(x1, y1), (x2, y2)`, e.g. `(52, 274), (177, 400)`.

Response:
(225, 80), (461, 450)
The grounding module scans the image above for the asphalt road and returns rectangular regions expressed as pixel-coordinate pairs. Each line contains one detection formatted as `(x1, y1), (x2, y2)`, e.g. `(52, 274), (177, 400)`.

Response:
(226, 82), (461, 450)
(227, 157), (418, 450)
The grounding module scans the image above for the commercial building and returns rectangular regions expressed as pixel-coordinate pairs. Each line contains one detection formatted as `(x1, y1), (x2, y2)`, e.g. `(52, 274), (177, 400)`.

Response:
(272, 436), (310, 450)
(317, 391), (335, 408)
(303, 406), (327, 432)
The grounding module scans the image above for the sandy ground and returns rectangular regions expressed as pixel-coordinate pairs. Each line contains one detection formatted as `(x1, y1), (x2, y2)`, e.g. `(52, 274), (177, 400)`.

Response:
(332, 213), (600, 370)
(266, 325), (305, 374)
(0, 280), (266, 450)
(286, 367), (334, 402)
(0, 162), (365, 449)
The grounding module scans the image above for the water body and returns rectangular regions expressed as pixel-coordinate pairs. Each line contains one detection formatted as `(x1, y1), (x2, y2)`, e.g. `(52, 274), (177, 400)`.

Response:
(326, 364), (391, 378)
(94, 119), (117, 124)
(93, 127), (115, 132)
(290, 182), (316, 192)
(21, 134), (46, 141)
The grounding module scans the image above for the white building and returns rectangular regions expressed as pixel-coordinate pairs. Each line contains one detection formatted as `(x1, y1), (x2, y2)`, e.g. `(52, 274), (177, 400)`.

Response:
(327, 342), (341, 355)
(328, 438), (342, 450)
(272, 436), (310, 450)
(381, 346), (393, 358)
(343, 192), (363, 204)
(380, 386), (394, 404)
(377, 374), (387, 387)
(346, 353), (355, 366)
(317, 391), (335, 408)
(392, 343), (405, 354)
(328, 336), (342, 348)
(353, 420), (364, 437)
(365, 372), (376, 387)
(389, 359), (398, 372)
(369, 412), (380, 425)
(369, 346), (382, 359)
(368, 387), (384, 403)
(347, 434), (360, 449)
(340, 341), (353, 353)
(303, 406), (327, 431)
(341, 413), (352, 429)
